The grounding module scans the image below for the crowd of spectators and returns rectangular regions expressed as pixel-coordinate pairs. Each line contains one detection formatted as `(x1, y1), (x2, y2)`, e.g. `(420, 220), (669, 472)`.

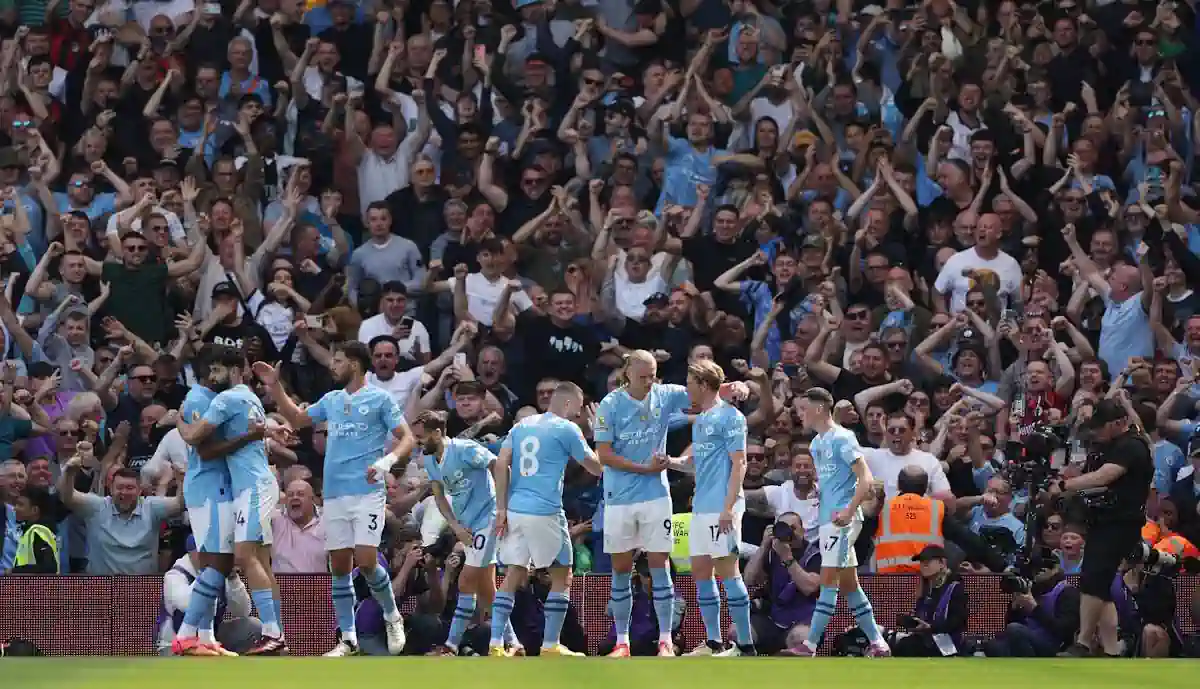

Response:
(1, 0), (1200, 657)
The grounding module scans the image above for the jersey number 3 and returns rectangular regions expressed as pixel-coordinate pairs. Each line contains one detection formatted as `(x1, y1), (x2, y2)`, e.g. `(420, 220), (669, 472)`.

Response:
(519, 436), (540, 477)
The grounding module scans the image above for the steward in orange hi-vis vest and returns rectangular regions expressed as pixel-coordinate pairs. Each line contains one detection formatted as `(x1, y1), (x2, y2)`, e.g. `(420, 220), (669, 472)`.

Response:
(874, 494), (944, 573)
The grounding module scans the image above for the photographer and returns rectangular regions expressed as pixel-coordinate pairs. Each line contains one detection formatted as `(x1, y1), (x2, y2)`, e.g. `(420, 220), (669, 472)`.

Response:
(984, 573), (1081, 657)
(1048, 400), (1153, 658)
(891, 545), (969, 657)
(1119, 557), (1181, 658)
(743, 512), (822, 655)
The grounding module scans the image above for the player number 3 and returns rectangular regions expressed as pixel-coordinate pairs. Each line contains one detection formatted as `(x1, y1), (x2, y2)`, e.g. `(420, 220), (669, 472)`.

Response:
(519, 436), (540, 477)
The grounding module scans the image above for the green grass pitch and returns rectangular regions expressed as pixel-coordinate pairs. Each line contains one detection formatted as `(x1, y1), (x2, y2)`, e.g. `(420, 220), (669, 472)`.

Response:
(5, 658), (1199, 689)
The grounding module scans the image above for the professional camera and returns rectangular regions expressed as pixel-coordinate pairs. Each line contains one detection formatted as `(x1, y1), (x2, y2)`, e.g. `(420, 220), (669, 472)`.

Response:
(999, 571), (1033, 595)
(1003, 424), (1063, 491)
(1127, 542), (1200, 576)
(772, 520), (796, 542)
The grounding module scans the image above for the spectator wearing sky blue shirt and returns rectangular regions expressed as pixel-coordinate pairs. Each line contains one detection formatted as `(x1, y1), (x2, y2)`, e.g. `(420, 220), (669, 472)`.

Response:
(52, 164), (131, 223)
(1062, 224), (1153, 380)
(649, 109), (760, 213)
(960, 476), (1025, 559)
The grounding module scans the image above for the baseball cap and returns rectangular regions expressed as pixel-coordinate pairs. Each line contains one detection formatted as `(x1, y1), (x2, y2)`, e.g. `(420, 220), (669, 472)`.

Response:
(912, 544), (948, 562)
(525, 51), (551, 67)
(800, 234), (826, 251)
(211, 281), (242, 300)
(643, 292), (669, 307)
(1082, 398), (1126, 430)
(608, 99), (636, 120)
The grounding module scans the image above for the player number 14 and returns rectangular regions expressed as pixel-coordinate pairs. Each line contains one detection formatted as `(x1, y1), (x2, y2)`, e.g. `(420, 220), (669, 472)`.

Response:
(519, 436), (540, 477)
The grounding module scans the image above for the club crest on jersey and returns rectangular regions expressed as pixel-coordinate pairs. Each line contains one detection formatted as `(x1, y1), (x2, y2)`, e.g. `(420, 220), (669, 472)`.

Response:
(359, 406), (370, 415)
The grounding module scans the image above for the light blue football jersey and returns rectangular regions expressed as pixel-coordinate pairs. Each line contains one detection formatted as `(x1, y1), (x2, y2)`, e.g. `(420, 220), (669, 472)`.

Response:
(810, 424), (866, 525)
(594, 383), (691, 506)
(691, 401), (748, 515)
(503, 413), (593, 516)
(202, 384), (272, 494)
(181, 385), (231, 509)
(424, 438), (497, 533)
(307, 384), (406, 499)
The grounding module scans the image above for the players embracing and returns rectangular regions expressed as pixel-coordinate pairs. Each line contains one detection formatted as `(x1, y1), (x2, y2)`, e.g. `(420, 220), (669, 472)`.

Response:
(595, 350), (749, 657)
(177, 345), (287, 656)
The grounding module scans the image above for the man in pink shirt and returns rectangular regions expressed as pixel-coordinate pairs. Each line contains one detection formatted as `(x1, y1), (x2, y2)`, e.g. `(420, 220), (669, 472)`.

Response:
(271, 479), (327, 574)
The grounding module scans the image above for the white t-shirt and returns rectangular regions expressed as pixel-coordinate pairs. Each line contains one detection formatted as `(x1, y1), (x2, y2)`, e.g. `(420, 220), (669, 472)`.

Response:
(140, 427), (188, 489)
(864, 447), (952, 500)
(357, 143), (420, 216)
(105, 206), (187, 243)
(614, 271), (668, 321)
(762, 481), (820, 542)
(367, 367), (426, 410)
(934, 247), (1023, 313)
(357, 313), (431, 358)
(445, 273), (533, 326)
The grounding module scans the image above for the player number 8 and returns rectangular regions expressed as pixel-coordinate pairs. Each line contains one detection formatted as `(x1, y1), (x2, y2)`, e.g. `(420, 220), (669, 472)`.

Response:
(519, 436), (540, 477)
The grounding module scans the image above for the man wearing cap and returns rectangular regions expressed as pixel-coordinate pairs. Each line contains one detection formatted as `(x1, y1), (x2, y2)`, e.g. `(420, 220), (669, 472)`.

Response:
(201, 281), (279, 361)
(1049, 398), (1153, 657)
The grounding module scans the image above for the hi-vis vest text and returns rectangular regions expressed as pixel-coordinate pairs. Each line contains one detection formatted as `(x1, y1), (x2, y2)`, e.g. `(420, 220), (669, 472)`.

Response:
(670, 513), (692, 574)
(874, 494), (943, 573)
(14, 523), (59, 571)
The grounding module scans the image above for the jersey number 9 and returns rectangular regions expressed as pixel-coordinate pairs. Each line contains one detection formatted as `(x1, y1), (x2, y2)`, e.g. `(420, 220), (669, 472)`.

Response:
(519, 436), (540, 477)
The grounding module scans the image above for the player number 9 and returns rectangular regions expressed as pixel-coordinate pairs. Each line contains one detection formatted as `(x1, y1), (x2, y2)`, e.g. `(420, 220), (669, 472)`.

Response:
(519, 436), (540, 477)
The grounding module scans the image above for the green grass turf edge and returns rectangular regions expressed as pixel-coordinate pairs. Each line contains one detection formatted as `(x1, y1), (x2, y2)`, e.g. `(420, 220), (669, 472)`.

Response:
(3, 658), (1198, 689)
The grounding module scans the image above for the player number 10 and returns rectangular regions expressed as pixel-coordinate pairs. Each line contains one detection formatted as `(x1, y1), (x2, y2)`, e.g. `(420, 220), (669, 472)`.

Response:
(519, 436), (540, 477)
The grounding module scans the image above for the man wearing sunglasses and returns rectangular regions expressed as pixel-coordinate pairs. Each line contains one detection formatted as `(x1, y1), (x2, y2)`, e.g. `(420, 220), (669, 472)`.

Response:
(80, 225), (208, 347)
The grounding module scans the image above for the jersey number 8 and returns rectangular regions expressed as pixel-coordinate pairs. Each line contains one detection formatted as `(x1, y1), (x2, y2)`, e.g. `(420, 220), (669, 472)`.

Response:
(519, 436), (540, 477)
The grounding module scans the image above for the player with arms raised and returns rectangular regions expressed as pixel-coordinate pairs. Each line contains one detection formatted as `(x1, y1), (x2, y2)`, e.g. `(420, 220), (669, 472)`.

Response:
(253, 341), (415, 657)
(489, 382), (603, 658)
(792, 387), (890, 657)
(595, 350), (746, 657)
(672, 361), (755, 656)
(178, 348), (286, 655)
(172, 345), (268, 657)
(410, 409), (509, 657)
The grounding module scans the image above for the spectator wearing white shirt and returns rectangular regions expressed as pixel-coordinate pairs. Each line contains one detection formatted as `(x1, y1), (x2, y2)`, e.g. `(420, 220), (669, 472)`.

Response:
(745, 449), (821, 543)
(933, 213), (1022, 314)
(346, 86), (433, 215)
(364, 323), (474, 410)
(864, 410), (956, 509)
(140, 426), (188, 491)
(356, 282), (430, 362)
(426, 237), (532, 326)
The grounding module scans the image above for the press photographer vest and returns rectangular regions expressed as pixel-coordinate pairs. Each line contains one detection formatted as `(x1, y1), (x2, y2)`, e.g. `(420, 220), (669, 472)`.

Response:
(914, 579), (963, 647)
